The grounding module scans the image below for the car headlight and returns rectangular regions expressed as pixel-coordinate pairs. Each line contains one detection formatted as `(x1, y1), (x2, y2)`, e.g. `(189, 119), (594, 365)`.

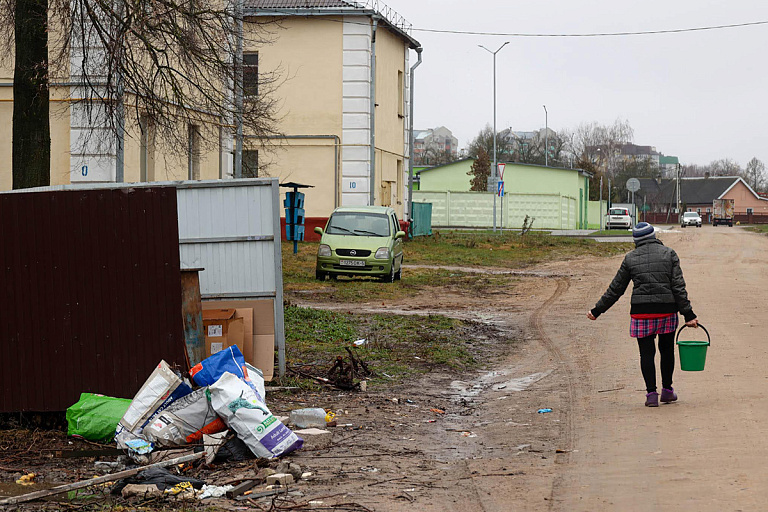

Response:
(318, 244), (332, 257)
(374, 247), (390, 259)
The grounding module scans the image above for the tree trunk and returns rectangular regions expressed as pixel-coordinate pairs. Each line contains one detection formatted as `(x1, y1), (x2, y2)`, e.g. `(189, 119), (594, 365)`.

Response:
(12, 0), (50, 189)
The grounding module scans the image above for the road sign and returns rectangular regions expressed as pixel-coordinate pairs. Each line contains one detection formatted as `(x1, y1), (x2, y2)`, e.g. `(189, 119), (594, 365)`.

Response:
(497, 180), (504, 197)
(497, 163), (506, 180)
(626, 178), (640, 192)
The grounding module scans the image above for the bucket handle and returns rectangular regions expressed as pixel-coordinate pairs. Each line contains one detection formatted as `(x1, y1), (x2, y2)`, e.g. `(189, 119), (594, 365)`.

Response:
(675, 323), (710, 346)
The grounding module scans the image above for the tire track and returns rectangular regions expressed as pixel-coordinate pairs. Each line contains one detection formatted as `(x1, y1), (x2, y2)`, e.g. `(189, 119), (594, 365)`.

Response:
(528, 278), (574, 508)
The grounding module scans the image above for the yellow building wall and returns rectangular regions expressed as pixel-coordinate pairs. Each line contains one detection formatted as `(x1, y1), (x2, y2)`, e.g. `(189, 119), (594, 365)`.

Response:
(249, 16), (343, 217)
(374, 26), (407, 218)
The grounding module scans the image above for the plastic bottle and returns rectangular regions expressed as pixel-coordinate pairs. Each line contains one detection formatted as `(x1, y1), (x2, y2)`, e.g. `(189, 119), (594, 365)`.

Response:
(290, 408), (330, 428)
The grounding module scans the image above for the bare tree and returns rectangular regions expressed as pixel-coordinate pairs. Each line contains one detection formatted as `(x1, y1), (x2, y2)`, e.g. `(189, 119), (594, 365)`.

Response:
(744, 157), (766, 191)
(1, 0), (282, 188)
(565, 118), (634, 178)
(709, 158), (741, 176)
(415, 146), (457, 166)
(467, 124), (514, 164)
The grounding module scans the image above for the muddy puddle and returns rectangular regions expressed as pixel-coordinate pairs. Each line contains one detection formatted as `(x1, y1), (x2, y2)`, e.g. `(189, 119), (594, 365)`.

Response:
(448, 369), (553, 401)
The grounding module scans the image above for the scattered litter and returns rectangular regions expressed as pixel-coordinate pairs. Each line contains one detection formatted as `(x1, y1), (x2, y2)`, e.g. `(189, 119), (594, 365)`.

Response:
(360, 466), (379, 472)
(198, 484), (235, 500)
(430, 408), (445, 414)
(460, 432), (477, 438)
(290, 408), (331, 428)
(537, 408), (553, 414)
(15, 473), (36, 486)
(125, 438), (153, 455)
(301, 472), (313, 479)
(353, 338), (368, 346)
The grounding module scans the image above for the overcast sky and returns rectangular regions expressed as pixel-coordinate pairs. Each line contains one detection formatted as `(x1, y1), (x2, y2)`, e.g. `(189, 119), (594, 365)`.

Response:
(383, 0), (768, 167)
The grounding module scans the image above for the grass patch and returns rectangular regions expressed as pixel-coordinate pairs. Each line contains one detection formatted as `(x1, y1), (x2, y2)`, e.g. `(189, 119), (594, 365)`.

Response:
(382, 230), (630, 268)
(282, 231), (630, 303)
(745, 225), (768, 234)
(588, 229), (633, 236)
(283, 305), (492, 387)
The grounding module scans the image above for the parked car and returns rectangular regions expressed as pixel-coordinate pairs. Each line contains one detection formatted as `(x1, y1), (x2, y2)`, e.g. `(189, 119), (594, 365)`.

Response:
(314, 206), (405, 282)
(605, 207), (632, 230)
(681, 211), (702, 228)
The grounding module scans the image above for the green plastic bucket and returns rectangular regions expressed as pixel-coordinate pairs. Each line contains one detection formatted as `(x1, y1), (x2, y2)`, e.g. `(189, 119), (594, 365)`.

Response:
(676, 324), (710, 371)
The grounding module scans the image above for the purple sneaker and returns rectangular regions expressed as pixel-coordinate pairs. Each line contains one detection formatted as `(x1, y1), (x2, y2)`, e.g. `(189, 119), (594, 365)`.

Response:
(660, 387), (678, 403)
(645, 392), (659, 407)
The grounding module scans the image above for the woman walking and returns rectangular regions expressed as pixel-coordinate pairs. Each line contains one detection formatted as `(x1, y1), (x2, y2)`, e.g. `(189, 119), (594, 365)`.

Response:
(587, 222), (699, 407)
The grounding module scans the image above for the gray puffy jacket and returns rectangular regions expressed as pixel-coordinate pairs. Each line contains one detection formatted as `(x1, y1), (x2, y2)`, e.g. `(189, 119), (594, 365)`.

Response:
(591, 238), (696, 321)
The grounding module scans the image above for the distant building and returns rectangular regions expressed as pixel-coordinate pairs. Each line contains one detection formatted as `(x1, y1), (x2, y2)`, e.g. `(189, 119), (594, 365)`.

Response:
(413, 126), (459, 164)
(658, 155), (680, 178)
(636, 176), (768, 221)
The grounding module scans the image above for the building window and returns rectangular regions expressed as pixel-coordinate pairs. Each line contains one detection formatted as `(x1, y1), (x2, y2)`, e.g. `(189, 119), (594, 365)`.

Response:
(188, 124), (200, 180)
(747, 208), (754, 214)
(696, 208), (701, 214)
(706, 207), (711, 213)
(244, 52), (258, 97)
(243, 150), (258, 178)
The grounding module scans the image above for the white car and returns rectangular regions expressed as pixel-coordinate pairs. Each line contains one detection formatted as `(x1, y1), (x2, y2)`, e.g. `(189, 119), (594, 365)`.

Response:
(605, 207), (632, 230)
(681, 211), (702, 228)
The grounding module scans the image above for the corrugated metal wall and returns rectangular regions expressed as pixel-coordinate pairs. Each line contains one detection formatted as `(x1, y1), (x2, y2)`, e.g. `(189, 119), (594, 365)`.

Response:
(0, 187), (186, 412)
(175, 180), (285, 375)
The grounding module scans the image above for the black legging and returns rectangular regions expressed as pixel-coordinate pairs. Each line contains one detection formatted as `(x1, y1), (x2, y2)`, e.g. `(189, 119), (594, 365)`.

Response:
(637, 332), (675, 393)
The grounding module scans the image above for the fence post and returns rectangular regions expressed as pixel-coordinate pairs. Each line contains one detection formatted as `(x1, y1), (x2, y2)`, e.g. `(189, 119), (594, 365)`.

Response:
(445, 191), (451, 226)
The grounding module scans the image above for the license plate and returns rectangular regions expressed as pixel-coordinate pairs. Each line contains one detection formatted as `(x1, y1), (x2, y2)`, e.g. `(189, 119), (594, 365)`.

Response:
(339, 259), (365, 267)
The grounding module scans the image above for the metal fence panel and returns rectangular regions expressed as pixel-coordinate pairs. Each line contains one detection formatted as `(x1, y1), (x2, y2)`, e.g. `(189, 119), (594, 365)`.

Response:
(0, 187), (186, 412)
(411, 202), (432, 236)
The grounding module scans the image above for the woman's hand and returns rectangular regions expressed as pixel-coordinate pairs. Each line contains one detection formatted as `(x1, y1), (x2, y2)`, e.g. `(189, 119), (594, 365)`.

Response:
(685, 318), (699, 328)
(587, 311), (596, 320)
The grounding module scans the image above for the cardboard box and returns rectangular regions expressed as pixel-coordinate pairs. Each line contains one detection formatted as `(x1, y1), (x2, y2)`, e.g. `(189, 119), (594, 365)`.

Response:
(203, 300), (276, 380)
(202, 309), (245, 358)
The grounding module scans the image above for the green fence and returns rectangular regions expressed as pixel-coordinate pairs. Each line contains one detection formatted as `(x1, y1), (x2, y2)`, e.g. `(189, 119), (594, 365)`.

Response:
(410, 202), (433, 237)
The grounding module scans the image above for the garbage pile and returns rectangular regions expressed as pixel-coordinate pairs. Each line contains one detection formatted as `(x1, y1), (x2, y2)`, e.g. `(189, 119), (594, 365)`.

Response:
(109, 345), (303, 461)
(0, 345), (331, 506)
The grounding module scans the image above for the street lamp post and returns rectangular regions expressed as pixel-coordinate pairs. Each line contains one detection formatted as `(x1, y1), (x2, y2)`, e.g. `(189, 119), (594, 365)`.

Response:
(479, 41), (509, 233)
(543, 105), (548, 167)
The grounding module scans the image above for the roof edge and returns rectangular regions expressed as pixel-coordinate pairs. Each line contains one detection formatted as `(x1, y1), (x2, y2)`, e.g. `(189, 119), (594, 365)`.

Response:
(245, 7), (421, 49)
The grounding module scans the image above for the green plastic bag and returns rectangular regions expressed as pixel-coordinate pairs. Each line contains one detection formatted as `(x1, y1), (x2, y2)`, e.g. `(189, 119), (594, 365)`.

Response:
(66, 393), (132, 442)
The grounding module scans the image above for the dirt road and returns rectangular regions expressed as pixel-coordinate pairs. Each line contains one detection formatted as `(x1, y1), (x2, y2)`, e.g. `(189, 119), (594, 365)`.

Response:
(288, 226), (768, 511)
(552, 226), (768, 511)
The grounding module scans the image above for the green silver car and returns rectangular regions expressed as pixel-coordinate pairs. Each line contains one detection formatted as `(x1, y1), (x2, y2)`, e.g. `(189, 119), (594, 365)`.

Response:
(314, 206), (406, 282)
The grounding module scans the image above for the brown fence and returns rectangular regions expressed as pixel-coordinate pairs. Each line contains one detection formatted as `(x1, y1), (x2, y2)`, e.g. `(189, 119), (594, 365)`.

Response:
(0, 187), (187, 412)
(734, 213), (768, 224)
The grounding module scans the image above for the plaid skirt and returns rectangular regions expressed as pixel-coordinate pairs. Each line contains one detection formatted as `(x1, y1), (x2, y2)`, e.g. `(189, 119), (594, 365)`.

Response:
(629, 314), (679, 338)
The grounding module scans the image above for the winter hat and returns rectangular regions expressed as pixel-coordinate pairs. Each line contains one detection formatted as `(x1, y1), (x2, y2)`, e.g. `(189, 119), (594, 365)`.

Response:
(633, 222), (656, 242)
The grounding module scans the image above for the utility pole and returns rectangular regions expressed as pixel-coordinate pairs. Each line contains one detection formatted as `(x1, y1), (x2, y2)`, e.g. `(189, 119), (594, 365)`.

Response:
(479, 41), (509, 233)
(599, 175), (603, 230)
(543, 105), (548, 167)
(676, 163), (681, 219)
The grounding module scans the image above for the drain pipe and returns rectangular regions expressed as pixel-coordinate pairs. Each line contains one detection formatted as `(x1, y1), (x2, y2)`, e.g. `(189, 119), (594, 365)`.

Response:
(407, 46), (423, 224)
(369, 17), (378, 206)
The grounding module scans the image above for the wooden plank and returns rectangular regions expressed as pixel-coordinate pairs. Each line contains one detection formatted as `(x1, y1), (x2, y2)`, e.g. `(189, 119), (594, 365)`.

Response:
(225, 480), (258, 499)
(0, 452), (204, 506)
